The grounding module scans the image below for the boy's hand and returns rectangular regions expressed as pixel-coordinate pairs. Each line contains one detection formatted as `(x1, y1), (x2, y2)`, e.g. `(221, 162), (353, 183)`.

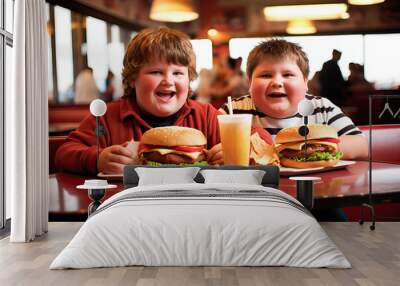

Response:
(98, 142), (136, 174)
(207, 143), (223, 165)
(125, 140), (141, 163)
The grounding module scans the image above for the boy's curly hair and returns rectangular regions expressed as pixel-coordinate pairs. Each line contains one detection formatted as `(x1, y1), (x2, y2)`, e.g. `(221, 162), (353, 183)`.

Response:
(122, 27), (197, 96)
(247, 38), (309, 79)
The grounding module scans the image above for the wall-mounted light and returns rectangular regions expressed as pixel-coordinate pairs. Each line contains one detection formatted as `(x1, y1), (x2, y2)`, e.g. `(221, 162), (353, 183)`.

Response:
(348, 0), (385, 5)
(264, 3), (348, 21)
(150, 0), (199, 23)
(286, 20), (317, 35)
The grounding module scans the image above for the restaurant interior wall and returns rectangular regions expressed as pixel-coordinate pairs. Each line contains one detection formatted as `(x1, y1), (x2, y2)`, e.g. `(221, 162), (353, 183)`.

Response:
(196, 1), (399, 38)
(47, 3), (136, 104)
(46, 0), (400, 104)
(47, 3), (214, 105)
(47, 6), (400, 105)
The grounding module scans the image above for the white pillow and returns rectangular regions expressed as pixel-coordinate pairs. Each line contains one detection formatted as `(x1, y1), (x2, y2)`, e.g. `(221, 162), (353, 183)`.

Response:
(200, 169), (266, 185)
(135, 167), (200, 186)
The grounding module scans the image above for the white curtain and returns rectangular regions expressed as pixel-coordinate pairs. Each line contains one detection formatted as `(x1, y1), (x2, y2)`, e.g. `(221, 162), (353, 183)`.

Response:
(7, 0), (49, 242)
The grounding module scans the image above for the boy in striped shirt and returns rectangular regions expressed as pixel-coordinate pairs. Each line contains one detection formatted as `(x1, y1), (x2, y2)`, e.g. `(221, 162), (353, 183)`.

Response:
(216, 39), (368, 161)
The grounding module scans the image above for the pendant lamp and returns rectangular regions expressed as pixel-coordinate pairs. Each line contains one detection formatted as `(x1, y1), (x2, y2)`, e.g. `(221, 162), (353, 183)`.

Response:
(150, 0), (199, 22)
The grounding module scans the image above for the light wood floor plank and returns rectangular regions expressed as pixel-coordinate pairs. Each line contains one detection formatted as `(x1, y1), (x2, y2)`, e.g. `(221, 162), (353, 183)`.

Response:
(1, 222), (400, 286)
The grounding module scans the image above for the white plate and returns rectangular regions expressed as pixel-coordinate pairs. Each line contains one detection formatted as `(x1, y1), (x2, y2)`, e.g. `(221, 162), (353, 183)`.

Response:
(279, 160), (356, 177)
(97, 161), (356, 180)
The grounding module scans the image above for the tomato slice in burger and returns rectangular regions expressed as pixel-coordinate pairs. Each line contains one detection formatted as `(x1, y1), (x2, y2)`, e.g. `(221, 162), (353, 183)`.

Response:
(171, 145), (204, 152)
(138, 143), (150, 154)
(319, 138), (340, 144)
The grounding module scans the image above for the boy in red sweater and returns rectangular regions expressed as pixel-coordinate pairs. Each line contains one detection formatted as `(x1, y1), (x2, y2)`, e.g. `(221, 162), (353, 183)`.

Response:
(55, 27), (222, 175)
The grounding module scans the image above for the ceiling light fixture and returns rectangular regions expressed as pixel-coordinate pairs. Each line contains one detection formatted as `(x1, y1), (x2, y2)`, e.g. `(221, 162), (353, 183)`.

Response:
(207, 29), (219, 38)
(286, 19), (317, 35)
(150, 0), (199, 23)
(264, 3), (348, 21)
(348, 0), (385, 5)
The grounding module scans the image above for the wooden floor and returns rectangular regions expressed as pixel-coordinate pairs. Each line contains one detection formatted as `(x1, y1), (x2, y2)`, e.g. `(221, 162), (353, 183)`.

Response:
(0, 222), (399, 286)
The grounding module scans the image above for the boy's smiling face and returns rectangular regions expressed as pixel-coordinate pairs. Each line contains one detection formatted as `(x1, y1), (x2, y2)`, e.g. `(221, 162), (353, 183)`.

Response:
(130, 58), (189, 117)
(249, 56), (308, 118)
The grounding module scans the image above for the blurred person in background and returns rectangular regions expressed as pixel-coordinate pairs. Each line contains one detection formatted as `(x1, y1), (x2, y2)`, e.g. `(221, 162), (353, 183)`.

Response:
(208, 56), (249, 109)
(226, 57), (249, 99)
(103, 70), (115, 102)
(195, 68), (213, 103)
(319, 49), (345, 107)
(344, 63), (375, 124)
(308, 70), (321, 97)
(207, 60), (229, 109)
(74, 66), (100, 104)
(346, 63), (374, 94)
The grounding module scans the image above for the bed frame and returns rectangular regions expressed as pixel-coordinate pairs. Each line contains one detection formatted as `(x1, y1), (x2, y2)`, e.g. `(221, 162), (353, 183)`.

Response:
(123, 165), (280, 189)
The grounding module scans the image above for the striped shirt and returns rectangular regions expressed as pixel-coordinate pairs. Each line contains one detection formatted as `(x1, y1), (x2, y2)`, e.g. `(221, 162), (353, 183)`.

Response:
(221, 94), (363, 140)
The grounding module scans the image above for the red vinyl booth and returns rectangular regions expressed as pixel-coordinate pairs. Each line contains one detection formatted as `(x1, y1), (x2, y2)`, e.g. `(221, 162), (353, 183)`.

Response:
(48, 104), (90, 124)
(344, 124), (400, 221)
(359, 124), (400, 164)
(49, 136), (67, 174)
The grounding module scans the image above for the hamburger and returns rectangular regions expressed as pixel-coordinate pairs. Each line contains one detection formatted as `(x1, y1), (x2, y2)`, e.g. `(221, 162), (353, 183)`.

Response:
(138, 126), (208, 165)
(275, 124), (343, 169)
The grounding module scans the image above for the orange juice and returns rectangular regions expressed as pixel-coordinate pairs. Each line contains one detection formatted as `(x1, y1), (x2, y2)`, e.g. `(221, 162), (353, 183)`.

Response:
(218, 114), (252, 166)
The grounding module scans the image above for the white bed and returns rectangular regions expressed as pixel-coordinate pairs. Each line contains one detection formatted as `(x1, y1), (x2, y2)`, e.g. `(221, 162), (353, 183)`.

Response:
(50, 181), (350, 269)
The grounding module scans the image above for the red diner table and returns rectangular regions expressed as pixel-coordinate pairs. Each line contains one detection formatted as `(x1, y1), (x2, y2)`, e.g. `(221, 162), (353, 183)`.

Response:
(49, 161), (400, 221)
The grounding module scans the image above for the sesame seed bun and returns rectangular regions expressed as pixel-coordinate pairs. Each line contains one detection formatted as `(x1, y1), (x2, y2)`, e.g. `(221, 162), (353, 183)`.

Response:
(275, 124), (338, 144)
(141, 126), (207, 146)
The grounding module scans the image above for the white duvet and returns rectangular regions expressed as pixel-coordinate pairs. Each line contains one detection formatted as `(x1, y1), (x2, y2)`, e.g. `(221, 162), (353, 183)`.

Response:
(50, 183), (350, 269)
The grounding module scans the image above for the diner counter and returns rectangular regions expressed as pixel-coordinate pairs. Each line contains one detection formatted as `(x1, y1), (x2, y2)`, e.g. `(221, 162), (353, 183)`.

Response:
(49, 161), (400, 221)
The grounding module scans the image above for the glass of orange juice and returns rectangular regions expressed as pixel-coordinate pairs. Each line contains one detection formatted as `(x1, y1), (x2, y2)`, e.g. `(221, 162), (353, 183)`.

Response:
(217, 114), (252, 166)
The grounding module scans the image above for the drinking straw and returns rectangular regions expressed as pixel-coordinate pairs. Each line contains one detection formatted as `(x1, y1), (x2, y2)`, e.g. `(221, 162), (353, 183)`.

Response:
(228, 96), (233, 115)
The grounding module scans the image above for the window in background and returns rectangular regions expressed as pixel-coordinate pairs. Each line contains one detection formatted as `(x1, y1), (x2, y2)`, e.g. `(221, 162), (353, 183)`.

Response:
(5, 0), (13, 33)
(107, 24), (124, 99)
(47, 4), (138, 104)
(190, 39), (213, 91)
(111, 24), (120, 42)
(54, 6), (74, 102)
(286, 35), (363, 80)
(364, 34), (400, 89)
(130, 31), (137, 41)
(87, 16), (108, 92)
(230, 34), (400, 89)
(117, 28), (132, 50)
(229, 37), (262, 73)
(229, 35), (364, 80)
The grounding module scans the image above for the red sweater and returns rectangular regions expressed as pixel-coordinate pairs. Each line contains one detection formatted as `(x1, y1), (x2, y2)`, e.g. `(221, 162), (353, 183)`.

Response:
(55, 96), (221, 175)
